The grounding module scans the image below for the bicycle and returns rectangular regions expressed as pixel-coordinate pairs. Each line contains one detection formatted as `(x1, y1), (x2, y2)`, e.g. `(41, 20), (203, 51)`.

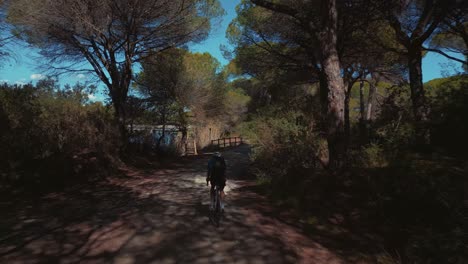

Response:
(210, 185), (223, 227)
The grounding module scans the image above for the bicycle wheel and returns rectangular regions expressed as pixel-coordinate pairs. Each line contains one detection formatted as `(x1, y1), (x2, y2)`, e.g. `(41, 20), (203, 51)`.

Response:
(214, 189), (221, 226)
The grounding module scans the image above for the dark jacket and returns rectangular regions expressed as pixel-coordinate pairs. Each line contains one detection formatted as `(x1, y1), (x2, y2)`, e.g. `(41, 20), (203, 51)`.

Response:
(207, 156), (226, 183)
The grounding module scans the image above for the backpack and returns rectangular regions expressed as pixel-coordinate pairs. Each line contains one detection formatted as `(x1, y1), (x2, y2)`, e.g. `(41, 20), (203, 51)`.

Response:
(211, 157), (225, 178)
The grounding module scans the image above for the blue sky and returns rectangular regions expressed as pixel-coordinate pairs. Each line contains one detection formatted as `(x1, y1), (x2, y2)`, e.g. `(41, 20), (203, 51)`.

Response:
(0, 0), (464, 93)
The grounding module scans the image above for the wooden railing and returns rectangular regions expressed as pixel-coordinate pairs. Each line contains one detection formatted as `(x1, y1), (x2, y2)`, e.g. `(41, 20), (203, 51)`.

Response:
(211, 137), (243, 148)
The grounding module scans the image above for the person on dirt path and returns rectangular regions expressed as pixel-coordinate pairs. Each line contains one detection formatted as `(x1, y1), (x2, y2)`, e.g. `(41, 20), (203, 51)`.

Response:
(206, 151), (226, 211)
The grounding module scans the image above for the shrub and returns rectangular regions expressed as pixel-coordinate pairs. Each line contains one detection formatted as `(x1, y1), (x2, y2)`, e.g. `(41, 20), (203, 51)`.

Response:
(355, 143), (389, 168)
(0, 83), (119, 187)
(238, 106), (321, 196)
(427, 75), (468, 157)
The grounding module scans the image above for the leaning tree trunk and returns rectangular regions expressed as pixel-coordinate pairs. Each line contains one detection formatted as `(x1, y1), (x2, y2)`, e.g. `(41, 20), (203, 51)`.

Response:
(317, 0), (347, 169)
(408, 45), (431, 148)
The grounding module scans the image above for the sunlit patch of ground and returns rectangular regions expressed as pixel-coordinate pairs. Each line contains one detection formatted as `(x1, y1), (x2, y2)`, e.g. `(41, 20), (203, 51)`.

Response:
(192, 174), (238, 195)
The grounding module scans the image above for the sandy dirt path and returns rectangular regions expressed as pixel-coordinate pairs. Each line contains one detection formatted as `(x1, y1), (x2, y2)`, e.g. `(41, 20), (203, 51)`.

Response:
(0, 145), (346, 264)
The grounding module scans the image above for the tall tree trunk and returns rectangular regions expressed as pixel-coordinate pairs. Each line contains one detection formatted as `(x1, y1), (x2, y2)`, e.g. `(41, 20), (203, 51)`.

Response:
(408, 45), (431, 148)
(365, 79), (377, 122)
(180, 127), (188, 155)
(319, 70), (329, 125)
(365, 79), (378, 141)
(113, 98), (128, 149)
(344, 85), (351, 149)
(359, 80), (365, 125)
(358, 80), (366, 142)
(157, 122), (167, 150)
(317, 0), (347, 169)
(111, 58), (132, 152)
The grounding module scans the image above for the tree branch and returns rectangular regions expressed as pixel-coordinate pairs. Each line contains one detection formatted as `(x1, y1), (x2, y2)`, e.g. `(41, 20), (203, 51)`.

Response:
(386, 14), (411, 47)
(412, 0), (435, 39)
(423, 46), (468, 65)
(251, 0), (298, 17)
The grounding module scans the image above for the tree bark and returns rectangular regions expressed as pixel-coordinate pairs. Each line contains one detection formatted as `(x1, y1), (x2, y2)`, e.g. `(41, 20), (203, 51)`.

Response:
(359, 80), (365, 125)
(408, 45), (431, 147)
(344, 84), (351, 149)
(317, 0), (347, 169)
(108, 58), (132, 152)
(113, 97), (128, 148)
(318, 70), (329, 124)
(180, 127), (188, 155)
(365, 80), (377, 122)
(365, 79), (378, 141)
(157, 122), (167, 150)
(358, 80), (366, 142)
(252, 0), (347, 168)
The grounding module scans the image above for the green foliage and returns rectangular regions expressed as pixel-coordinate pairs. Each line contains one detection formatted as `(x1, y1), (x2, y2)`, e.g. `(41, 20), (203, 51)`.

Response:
(226, 1), (468, 262)
(427, 75), (468, 156)
(136, 49), (227, 125)
(429, 26), (467, 71)
(236, 70), (467, 262)
(0, 82), (119, 187)
(238, 106), (320, 194)
(134, 48), (251, 151)
(430, 30), (466, 52)
(355, 143), (389, 168)
(223, 87), (250, 127)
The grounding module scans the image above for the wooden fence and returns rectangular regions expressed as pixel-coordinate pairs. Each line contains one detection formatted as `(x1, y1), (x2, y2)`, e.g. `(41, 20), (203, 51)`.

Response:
(211, 137), (243, 148)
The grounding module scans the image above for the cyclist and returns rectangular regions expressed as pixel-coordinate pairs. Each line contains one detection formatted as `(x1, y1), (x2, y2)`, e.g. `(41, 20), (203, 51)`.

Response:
(206, 152), (226, 211)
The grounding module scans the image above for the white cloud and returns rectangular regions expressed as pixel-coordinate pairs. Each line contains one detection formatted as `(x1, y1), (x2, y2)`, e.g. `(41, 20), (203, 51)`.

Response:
(88, 94), (97, 100)
(15, 81), (27, 86)
(30, 73), (46, 80)
(77, 74), (86, 79)
(0, 79), (9, 84)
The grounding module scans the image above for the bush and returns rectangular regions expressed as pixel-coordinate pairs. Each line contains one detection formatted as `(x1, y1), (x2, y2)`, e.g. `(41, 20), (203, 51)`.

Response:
(427, 75), (468, 157)
(238, 106), (322, 198)
(354, 143), (389, 168)
(0, 82), (119, 187)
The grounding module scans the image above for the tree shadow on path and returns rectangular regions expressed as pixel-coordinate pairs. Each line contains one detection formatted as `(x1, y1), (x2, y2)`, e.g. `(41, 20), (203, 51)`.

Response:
(0, 145), (355, 264)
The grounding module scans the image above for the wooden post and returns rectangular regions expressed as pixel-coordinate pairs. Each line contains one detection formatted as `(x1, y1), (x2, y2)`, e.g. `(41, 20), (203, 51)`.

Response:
(223, 138), (226, 148)
(229, 137), (232, 147)
(193, 139), (198, 155)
